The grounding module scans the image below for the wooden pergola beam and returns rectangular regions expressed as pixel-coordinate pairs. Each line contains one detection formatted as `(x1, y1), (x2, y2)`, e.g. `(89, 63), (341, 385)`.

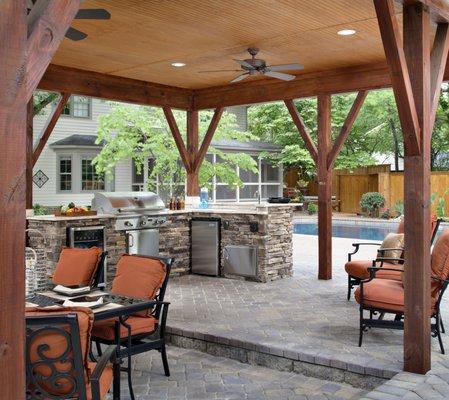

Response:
(33, 92), (71, 166)
(430, 23), (449, 126)
(27, 100), (34, 209)
(162, 107), (191, 171)
(0, 1), (27, 397)
(25, 0), (81, 102)
(327, 91), (368, 169)
(284, 99), (318, 164)
(400, 0), (449, 23)
(39, 64), (194, 110)
(374, 0), (421, 156)
(193, 108), (224, 173)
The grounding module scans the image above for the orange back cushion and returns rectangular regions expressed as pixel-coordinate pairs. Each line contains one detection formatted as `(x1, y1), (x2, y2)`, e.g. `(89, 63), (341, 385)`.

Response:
(52, 247), (102, 287)
(112, 255), (166, 300)
(431, 229), (449, 282)
(25, 307), (93, 397)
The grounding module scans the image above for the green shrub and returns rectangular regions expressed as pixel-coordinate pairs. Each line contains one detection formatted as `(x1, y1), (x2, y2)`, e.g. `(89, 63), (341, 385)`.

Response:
(360, 192), (385, 217)
(380, 208), (391, 219)
(394, 200), (404, 217)
(33, 203), (48, 216)
(307, 202), (318, 215)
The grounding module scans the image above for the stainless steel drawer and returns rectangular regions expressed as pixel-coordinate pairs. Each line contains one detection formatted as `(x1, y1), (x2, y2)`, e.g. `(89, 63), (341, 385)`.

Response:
(223, 245), (258, 277)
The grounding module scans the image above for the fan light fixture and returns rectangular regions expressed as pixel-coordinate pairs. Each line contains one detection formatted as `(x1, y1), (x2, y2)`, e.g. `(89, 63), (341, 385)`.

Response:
(171, 62), (186, 67)
(337, 29), (356, 36)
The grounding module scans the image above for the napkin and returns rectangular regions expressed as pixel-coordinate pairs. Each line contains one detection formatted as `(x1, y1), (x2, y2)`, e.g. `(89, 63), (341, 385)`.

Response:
(63, 296), (103, 308)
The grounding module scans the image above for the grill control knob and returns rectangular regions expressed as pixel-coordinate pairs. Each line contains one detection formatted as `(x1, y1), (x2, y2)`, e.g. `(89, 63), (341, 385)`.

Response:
(141, 220), (147, 226)
(124, 221), (133, 227)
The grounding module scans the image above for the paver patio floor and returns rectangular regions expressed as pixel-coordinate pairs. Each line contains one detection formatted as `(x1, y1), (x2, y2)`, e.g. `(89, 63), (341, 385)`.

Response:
(115, 346), (366, 400)
(165, 234), (449, 378)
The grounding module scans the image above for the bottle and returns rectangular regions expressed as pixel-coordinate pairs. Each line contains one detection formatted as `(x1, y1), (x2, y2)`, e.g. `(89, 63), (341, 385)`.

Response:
(180, 197), (185, 210)
(176, 197), (181, 210)
(200, 187), (209, 209)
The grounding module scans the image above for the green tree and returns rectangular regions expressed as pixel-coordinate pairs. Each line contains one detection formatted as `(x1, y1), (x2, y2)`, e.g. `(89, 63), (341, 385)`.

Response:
(93, 104), (258, 194)
(33, 90), (59, 115)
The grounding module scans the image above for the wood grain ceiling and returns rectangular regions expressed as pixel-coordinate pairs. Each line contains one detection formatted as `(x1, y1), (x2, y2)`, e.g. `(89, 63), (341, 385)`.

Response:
(51, 0), (405, 90)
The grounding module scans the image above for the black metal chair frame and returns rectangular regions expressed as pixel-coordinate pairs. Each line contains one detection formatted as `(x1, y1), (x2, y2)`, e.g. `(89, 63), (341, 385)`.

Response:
(26, 313), (119, 400)
(357, 263), (448, 354)
(346, 218), (442, 300)
(92, 254), (173, 400)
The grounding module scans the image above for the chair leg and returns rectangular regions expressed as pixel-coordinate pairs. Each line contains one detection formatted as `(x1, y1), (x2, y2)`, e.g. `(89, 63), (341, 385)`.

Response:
(358, 308), (364, 347)
(441, 315), (446, 334)
(347, 275), (352, 301)
(436, 321), (445, 355)
(127, 355), (135, 400)
(160, 344), (170, 376)
(95, 341), (103, 357)
(112, 359), (121, 400)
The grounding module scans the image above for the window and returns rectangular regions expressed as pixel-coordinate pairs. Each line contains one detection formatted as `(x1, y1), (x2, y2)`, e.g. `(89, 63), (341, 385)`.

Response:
(61, 96), (91, 118)
(132, 160), (145, 191)
(58, 156), (72, 191)
(81, 157), (105, 191)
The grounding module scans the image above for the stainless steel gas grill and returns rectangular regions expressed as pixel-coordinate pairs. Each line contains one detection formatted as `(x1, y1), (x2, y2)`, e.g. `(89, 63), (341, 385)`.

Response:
(92, 192), (168, 257)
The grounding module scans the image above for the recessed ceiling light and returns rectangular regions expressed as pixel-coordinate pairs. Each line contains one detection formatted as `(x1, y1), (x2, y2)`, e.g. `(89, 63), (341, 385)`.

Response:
(337, 29), (356, 36)
(171, 62), (186, 67)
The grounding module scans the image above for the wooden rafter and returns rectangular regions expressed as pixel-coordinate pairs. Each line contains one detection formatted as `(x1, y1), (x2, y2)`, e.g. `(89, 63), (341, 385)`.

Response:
(32, 92), (70, 166)
(25, 0), (81, 102)
(430, 23), (449, 126)
(327, 91), (368, 169)
(374, 0), (421, 156)
(284, 99), (318, 164)
(162, 106), (191, 171)
(27, 100), (34, 209)
(39, 64), (193, 110)
(193, 108), (224, 172)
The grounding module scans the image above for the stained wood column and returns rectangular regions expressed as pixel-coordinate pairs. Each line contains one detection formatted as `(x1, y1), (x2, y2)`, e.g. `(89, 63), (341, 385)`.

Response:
(26, 100), (34, 209)
(317, 95), (333, 280)
(186, 110), (199, 196)
(403, 2), (432, 374)
(0, 0), (27, 397)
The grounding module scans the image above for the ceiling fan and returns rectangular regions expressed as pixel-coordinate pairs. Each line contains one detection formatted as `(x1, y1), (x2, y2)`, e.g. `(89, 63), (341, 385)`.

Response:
(27, 1), (111, 41)
(200, 47), (304, 83)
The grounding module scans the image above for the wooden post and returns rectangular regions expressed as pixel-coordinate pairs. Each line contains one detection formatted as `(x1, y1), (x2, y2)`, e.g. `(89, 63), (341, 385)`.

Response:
(186, 110), (199, 196)
(27, 100), (34, 209)
(317, 95), (333, 280)
(403, 2), (432, 374)
(0, 1), (27, 397)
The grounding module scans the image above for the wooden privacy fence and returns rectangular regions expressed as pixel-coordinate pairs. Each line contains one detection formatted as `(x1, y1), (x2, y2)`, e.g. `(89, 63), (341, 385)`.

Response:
(285, 164), (449, 215)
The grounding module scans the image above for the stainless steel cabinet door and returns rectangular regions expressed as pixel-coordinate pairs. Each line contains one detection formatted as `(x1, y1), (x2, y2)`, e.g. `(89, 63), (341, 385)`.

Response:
(127, 229), (159, 257)
(191, 220), (220, 276)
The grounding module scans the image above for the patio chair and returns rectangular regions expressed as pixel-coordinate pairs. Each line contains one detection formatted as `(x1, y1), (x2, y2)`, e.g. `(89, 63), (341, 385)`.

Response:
(52, 246), (105, 288)
(91, 254), (173, 400)
(354, 228), (449, 353)
(345, 216), (440, 300)
(26, 306), (119, 400)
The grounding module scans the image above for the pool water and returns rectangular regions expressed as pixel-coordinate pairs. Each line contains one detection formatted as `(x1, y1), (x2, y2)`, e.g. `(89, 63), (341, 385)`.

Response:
(293, 222), (398, 241)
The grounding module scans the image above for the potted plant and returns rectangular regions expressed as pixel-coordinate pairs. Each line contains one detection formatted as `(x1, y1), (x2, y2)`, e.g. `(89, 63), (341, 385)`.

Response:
(360, 192), (386, 218)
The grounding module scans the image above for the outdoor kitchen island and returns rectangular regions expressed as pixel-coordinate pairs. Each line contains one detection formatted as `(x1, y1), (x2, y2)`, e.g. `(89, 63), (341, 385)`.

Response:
(27, 203), (294, 288)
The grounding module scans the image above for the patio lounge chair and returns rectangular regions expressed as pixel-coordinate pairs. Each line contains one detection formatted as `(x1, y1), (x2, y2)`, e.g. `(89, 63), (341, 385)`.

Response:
(26, 306), (119, 400)
(91, 254), (173, 400)
(52, 246), (105, 288)
(354, 228), (449, 353)
(345, 216), (440, 300)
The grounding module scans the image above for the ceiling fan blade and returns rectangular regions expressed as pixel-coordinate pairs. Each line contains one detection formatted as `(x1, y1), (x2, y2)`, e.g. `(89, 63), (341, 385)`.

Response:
(234, 59), (254, 69)
(268, 63), (304, 72)
(65, 27), (88, 41)
(199, 69), (243, 73)
(264, 71), (296, 81)
(230, 73), (249, 83)
(75, 9), (111, 20)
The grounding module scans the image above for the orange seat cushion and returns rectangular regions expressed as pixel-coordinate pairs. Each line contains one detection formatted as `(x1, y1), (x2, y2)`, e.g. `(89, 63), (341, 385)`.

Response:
(355, 279), (437, 314)
(92, 315), (157, 341)
(111, 255), (166, 317)
(52, 247), (102, 287)
(345, 260), (402, 280)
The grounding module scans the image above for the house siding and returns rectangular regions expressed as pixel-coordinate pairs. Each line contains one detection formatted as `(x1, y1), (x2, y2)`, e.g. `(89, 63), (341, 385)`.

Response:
(32, 100), (250, 207)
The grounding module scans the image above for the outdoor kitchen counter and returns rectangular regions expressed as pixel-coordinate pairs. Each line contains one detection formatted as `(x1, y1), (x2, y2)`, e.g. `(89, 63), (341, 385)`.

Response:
(27, 204), (294, 284)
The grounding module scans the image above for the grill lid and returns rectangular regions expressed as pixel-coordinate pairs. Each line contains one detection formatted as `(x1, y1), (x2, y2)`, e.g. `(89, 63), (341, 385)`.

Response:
(92, 191), (165, 214)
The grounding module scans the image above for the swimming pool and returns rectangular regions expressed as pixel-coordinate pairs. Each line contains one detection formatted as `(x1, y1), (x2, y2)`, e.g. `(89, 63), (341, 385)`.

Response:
(293, 222), (398, 241)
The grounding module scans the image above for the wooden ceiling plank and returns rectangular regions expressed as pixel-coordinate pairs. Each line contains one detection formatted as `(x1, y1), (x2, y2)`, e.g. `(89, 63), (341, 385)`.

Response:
(327, 90), (368, 168)
(33, 92), (71, 166)
(374, 0), (421, 156)
(162, 106), (191, 170)
(194, 107), (224, 172)
(284, 99), (318, 164)
(38, 64), (193, 110)
(430, 23), (449, 126)
(26, 0), (81, 102)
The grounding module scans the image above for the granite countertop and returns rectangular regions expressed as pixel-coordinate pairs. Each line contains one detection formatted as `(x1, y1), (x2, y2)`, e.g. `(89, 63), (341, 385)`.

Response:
(26, 203), (297, 221)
